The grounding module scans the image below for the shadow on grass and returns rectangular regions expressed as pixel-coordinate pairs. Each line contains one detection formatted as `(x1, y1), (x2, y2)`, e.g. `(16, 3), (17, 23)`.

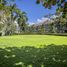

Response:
(0, 45), (67, 67)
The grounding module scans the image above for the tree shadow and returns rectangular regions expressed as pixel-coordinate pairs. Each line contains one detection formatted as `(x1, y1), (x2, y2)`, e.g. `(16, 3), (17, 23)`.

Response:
(0, 45), (67, 67)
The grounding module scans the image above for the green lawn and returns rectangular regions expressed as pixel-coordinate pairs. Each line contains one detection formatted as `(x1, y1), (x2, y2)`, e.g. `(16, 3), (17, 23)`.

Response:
(0, 35), (67, 48)
(0, 35), (67, 67)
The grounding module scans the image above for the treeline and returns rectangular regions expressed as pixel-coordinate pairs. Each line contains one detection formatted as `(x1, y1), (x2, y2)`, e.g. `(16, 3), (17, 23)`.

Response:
(28, 16), (67, 34)
(0, 14), (67, 36)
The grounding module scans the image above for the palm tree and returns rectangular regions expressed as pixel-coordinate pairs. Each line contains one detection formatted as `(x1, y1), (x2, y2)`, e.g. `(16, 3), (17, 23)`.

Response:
(0, 0), (16, 35)
(16, 10), (28, 32)
(0, 0), (28, 35)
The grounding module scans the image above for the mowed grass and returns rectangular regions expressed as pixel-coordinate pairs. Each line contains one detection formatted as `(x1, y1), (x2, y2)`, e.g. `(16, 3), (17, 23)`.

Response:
(0, 35), (67, 48)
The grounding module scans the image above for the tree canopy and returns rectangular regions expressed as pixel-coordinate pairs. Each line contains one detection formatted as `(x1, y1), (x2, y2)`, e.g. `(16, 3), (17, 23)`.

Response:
(0, 0), (28, 35)
(36, 0), (67, 18)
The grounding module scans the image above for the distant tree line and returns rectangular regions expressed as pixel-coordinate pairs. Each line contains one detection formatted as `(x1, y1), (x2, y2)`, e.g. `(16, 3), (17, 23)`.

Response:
(28, 14), (67, 34)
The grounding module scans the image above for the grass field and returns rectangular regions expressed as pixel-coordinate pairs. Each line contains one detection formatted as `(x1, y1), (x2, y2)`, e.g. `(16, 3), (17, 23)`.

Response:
(0, 35), (67, 48)
(0, 35), (67, 67)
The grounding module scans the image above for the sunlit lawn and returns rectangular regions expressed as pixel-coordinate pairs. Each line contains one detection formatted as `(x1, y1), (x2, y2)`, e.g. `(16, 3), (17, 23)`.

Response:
(0, 35), (67, 48)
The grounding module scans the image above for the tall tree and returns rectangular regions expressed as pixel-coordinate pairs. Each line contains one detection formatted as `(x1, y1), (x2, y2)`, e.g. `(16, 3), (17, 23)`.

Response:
(0, 0), (28, 35)
(16, 10), (28, 32)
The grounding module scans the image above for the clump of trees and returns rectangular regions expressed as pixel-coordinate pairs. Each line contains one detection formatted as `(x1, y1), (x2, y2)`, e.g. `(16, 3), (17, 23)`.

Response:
(29, 14), (67, 34)
(0, 0), (28, 36)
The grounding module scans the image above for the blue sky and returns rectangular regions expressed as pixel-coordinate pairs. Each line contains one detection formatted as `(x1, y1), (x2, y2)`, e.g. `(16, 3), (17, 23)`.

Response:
(16, 0), (57, 23)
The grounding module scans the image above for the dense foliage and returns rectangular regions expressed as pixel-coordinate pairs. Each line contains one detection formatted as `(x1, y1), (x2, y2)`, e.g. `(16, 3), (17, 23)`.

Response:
(0, 0), (28, 36)
(36, 0), (67, 18)
(29, 14), (67, 34)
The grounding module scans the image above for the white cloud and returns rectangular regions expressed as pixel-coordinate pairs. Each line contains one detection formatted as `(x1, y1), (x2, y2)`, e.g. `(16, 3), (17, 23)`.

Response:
(28, 17), (50, 25)
(41, 17), (45, 20)
(29, 22), (35, 25)
(37, 17), (50, 23)
(37, 19), (42, 22)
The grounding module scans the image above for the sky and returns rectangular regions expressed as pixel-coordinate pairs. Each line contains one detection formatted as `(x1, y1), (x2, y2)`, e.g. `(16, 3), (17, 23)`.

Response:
(16, 0), (57, 24)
